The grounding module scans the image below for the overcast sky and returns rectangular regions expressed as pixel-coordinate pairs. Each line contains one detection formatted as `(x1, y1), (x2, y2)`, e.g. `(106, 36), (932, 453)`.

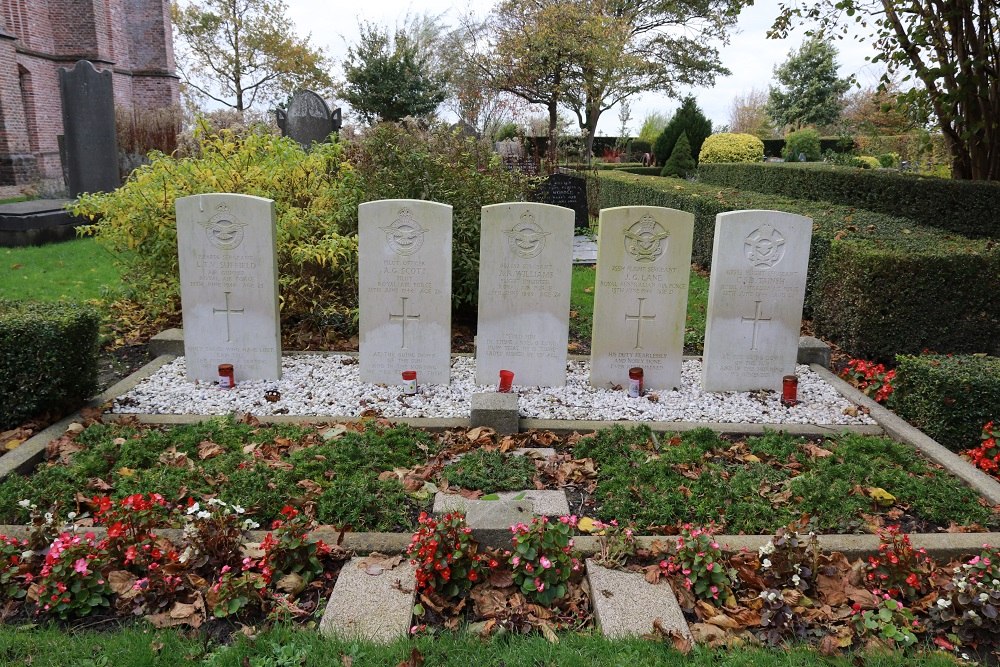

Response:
(283, 0), (885, 134)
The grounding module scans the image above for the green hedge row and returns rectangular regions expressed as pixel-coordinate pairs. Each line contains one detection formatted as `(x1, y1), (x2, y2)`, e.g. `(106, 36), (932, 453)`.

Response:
(591, 170), (1000, 360)
(888, 354), (1000, 452)
(0, 300), (100, 429)
(697, 162), (1000, 239)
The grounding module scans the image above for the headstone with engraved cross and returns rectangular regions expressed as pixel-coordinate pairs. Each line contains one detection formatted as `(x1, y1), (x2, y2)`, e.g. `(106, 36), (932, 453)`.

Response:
(175, 193), (282, 383)
(701, 210), (813, 392)
(475, 202), (574, 387)
(359, 199), (453, 385)
(589, 206), (694, 391)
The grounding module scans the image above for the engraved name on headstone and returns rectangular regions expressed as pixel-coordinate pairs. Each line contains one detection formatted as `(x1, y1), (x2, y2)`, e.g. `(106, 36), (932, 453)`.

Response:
(359, 199), (453, 385)
(589, 206), (694, 391)
(476, 203), (574, 387)
(175, 193), (282, 383)
(701, 210), (813, 392)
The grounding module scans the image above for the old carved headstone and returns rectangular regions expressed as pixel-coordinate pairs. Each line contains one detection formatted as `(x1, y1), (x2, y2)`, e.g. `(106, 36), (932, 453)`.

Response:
(59, 60), (120, 196)
(538, 173), (588, 228)
(276, 90), (342, 149)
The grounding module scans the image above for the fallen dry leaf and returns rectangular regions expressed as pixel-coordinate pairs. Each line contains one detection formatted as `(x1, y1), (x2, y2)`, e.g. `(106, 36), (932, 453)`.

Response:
(197, 440), (224, 460)
(358, 553), (403, 576)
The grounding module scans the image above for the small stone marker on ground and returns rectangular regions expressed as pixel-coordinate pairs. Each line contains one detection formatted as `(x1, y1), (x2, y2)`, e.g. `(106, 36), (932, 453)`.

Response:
(175, 194), (282, 383)
(589, 206), (694, 391)
(320, 557), (415, 643)
(359, 199), (453, 385)
(475, 202), (574, 387)
(586, 560), (692, 640)
(275, 89), (342, 149)
(701, 210), (813, 392)
(59, 60), (120, 196)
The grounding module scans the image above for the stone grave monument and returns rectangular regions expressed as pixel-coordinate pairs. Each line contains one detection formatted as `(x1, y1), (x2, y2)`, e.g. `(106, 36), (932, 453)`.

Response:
(276, 90), (342, 150)
(59, 60), (120, 197)
(475, 202), (574, 386)
(359, 200), (453, 385)
(590, 206), (694, 391)
(175, 193), (282, 383)
(701, 210), (813, 392)
(538, 173), (588, 228)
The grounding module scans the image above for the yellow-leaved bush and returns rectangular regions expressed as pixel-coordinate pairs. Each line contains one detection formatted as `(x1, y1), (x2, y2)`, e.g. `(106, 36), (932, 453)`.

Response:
(698, 133), (765, 165)
(72, 128), (361, 334)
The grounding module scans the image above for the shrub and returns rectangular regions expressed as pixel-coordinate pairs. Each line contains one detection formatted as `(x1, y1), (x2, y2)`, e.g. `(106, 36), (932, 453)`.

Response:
(660, 132), (696, 178)
(591, 169), (1000, 358)
(888, 355), (1000, 452)
(652, 96), (712, 166)
(697, 133), (765, 165)
(73, 129), (360, 333)
(345, 123), (536, 315)
(856, 155), (881, 169)
(695, 162), (1000, 239)
(0, 300), (99, 429)
(782, 128), (822, 161)
(877, 153), (899, 168)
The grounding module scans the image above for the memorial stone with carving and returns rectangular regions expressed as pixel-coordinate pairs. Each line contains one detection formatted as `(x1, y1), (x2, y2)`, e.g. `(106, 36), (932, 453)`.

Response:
(175, 194), (282, 383)
(701, 210), (813, 392)
(276, 90), (342, 150)
(589, 206), (694, 391)
(359, 200), (453, 385)
(59, 60), (120, 197)
(476, 203), (574, 386)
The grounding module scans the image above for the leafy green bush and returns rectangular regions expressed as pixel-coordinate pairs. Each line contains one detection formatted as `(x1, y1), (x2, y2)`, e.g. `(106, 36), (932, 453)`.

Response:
(73, 129), (361, 332)
(0, 300), (99, 429)
(888, 355), (1000, 452)
(782, 129), (821, 161)
(652, 96), (712, 167)
(877, 153), (899, 168)
(696, 162), (1000, 239)
(698, 133), (764, 164)
(592, 170), (999, 357)
(345, 123), (535, 315)
(660, 132), (696, 178)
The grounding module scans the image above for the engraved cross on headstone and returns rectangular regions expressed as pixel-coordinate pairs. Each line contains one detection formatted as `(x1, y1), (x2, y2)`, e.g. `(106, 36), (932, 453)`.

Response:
(624, 297), (656, 350)
(389, 296), (420, 350)
(212, 291), (245, 343)
(741, 300), (772, 351)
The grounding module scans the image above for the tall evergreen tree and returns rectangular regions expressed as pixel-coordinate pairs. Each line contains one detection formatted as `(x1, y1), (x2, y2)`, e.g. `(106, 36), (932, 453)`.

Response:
(652, 96), (712, 166)
(661, 131), (696, 177)
(766, 37), (850, 131)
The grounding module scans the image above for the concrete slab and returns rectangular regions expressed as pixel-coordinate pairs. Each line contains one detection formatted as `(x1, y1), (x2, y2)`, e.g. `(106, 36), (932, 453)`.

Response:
(798, 336), (831, 368)
(434, 489), (569, 516)
(320, 557), (416, 643)
(149, 328), (185, 357)
(470, 392), (519, 434)
(586, 559), (692, 640)
(467, 499), (536, 550)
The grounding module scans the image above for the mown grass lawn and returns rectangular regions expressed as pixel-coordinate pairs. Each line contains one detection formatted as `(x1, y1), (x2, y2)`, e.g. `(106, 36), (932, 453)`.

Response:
(0, 236), (122, 302)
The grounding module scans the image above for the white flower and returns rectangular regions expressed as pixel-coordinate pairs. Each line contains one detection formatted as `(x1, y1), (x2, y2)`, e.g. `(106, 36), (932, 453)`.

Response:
(792, 574), (801, 586)
(966, 610), (979, 620)
(67, 511), (77, 520)
(43, 512), (53, 525)
(197, 510), (211, 520)
(178, 546), (194, 563)
(233, 505), (245, 515)
(758, 541), (775, 557)
(979, 593), (989, 603)
(207, 498), (225, 507)
(187, 502), (200, 515)
(242, 519), (259, 530)
(17, 499), (31, 509)
(761, 558), (772, 569)
(936, 598), (952, 608)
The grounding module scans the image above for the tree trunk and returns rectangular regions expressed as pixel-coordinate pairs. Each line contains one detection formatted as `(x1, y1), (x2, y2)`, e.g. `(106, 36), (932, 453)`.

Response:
(547, 100), (559, 170)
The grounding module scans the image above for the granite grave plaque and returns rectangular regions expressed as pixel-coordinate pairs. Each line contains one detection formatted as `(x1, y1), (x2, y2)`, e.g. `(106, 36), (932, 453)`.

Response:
(589, 206), (694, 391)
(59, 60), (120, 197)
(175, 193), (282, 383)
(475, 203), (574, 386)
(701, 210), (813, 392)
(539, 173), (588, 228)
(359, 199), (453, 385)
(276, 90), (342, 149)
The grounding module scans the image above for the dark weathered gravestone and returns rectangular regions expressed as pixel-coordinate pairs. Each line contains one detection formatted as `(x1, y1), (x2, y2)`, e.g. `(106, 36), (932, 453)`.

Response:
(276, 90), (342, 150)
(539, 173), (588, 228)
(59, 60), (120, 197)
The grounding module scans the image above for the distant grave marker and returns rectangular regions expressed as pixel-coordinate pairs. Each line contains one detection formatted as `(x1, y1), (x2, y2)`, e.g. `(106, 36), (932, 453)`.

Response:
(276, 90), (342, 149)
(59, 60), (120, 196)
(476, 202), (574, 387)
(701, 210), (813, 392)
(175, 193), (282, 383)
(539, 173), (588, 228)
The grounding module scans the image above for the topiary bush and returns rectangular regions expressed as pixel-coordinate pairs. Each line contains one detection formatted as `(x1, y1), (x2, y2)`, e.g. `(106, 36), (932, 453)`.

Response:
(652, 96), (712, 167)
(345, 123), (535, 315)
(887, 354), (1000, 452)
(73, 128), (361, 334)
(0, 300), (99, 429)
(660, 132), (696, 178)
(782, 129), (822, 161)
(698, 133), (765, 165)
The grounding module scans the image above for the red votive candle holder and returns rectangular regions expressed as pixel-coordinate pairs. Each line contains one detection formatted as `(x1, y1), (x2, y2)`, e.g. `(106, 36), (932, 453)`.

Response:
(781, 374), (798, 406)
(628, 367), (644, 398)
(401, 370), (417, 395)
(218, 363), (235, 389)
(498, 370), (514, 393)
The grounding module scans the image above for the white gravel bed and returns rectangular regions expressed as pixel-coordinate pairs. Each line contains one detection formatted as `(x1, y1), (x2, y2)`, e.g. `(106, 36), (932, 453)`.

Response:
(111, 355), (875, 425)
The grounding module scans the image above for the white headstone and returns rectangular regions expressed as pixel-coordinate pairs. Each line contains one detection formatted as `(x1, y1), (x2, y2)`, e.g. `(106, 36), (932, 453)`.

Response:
(359, 199), (453, 385)
(589, 206), (694, 391)
(475, 203), (574, 386)
(701, 210), (813, 392)
(175, 193), (282, 383)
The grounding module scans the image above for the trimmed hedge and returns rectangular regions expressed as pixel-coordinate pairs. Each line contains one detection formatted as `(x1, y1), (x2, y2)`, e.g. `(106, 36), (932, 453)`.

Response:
(0, 300), (100, 429)
(590, 170), (1000, 359)
(888, 354), (1000, 452)
(697, 162), (1000, 239)
(762, 137), (856, 158)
